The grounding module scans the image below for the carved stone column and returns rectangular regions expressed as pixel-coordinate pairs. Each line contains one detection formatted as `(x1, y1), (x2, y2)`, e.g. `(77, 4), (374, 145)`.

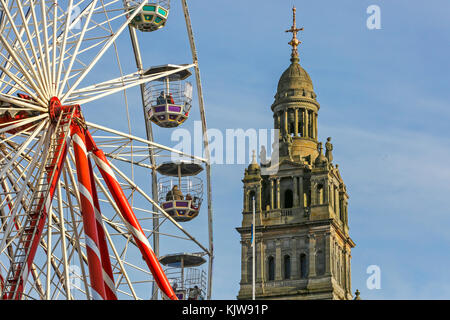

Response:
(305, 109), (309, 138)
(284, 110), (288, 135)
(314, 112), (318, 139)
(270, 178), (274, 210)
(325, 232), (332, 275)
(299, 176), (304, 208)
(276, 178), (280, 209)
(294, 108), (299, 136)
(293, 176), (299, 207)
(257, 185), (261, 213)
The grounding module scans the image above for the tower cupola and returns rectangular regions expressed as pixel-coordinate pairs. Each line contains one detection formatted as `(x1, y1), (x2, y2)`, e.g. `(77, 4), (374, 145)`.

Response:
(271, 7), (320, 163)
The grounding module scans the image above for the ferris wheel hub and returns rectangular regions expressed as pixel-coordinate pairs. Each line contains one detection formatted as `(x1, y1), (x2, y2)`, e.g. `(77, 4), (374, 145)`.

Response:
(48, 96), (81, 123)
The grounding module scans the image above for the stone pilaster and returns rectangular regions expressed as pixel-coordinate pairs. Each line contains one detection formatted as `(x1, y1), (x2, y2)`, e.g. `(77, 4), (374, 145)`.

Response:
(276, 178), (280, 209)
(314, 112), (318, 139)
(242, 242), (248, 283)
(284, 110), (288, 135)
(292, 238), (299, 279)
(293, 176), (299, 207)
(325, 232), (331, 275)
(275, 239), (282, 280)
(305, 109), (309, 138)
(270, 178), (274, 210)
(299, 176), (304, 208)
(308, 234), (316, 277)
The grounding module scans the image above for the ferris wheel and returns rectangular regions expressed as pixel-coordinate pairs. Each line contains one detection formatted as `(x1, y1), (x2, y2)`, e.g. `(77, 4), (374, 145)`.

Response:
(0, 0), (213, 300)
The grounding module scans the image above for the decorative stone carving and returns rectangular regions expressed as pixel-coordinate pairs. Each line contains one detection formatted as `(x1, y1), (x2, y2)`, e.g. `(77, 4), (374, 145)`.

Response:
(325, 137), (333, 163)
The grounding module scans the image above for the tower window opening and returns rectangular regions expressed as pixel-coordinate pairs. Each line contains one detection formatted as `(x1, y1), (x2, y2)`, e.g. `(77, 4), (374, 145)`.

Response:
(247, 255), (257, 283)
(289, 122), (295, 136)
(284, 189), (293, 209)
(284, 255), (291, 279)
(248, 190), (256, 212)
(300, 253), (308, 279)
(268, 256), (275, 281)
(317, 184), (324, 205)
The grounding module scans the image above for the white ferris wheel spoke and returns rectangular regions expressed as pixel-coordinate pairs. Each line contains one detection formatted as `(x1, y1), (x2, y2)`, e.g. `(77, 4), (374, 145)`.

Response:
(0, 119), (50, 255)
(0, 0), (49, 100)
(56, 0), (97, 97)
(14, 0), (49, 98)
(0, 113), (48, 135)
(65, 64), (195, 106)
(86, 121), (208, 163)
(0, 119), (46, 180)
(60, 1), (146, 103)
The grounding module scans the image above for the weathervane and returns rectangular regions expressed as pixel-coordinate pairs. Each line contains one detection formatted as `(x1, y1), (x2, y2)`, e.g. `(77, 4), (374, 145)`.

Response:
(285, 6), (304, 60)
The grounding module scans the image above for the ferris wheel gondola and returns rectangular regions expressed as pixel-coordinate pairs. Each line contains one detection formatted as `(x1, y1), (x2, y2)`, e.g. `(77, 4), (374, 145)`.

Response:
(125, 0), (170, 32)
(144, 65), (193, 128)
(157, 161), (203, 222)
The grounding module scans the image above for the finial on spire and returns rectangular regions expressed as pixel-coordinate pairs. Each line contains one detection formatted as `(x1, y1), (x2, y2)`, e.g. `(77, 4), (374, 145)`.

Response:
(251, 150), (257, 164)
(285, 6), (304, 62)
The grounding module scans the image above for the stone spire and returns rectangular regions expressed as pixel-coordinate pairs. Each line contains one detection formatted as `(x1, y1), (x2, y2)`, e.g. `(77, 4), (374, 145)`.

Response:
(314, 142), (328, 167)
(245, 149), (260, 177)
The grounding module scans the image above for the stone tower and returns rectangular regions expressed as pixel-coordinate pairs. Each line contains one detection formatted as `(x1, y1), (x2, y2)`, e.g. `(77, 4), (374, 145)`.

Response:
(236, 7), (355, 300)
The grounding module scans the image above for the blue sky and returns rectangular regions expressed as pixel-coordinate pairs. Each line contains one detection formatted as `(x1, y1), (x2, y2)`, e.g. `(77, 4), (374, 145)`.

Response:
(85, 0), (450, 299)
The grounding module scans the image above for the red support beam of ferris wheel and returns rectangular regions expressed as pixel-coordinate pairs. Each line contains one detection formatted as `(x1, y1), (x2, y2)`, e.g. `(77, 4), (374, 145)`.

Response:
(71, 125), (107, 300)
(84, 130), (177, 300)
(87, 157), (117, 300)
(0, 273), (4, 299)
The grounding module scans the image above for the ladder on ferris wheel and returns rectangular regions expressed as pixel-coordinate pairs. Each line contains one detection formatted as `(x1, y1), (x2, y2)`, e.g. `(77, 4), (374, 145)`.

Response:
(1, 110), (75, 299)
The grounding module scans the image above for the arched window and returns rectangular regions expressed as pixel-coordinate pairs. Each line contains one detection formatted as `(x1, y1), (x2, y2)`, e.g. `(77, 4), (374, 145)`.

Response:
(317, 184), (324, 205)
(284, 255), (291, 279)
(284, 189), (293, 209)
(248, 190), (255, 212)
(247, 255), (257, 283)
(300, 253), (308, 279)
(268, 256), (275, 281)
(335, 187), (339, 218)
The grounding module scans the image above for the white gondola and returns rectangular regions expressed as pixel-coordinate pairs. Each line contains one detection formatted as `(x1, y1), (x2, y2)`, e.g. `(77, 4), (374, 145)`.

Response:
(157, 162), (203, 222)
(144, 65), (193, 128)
(160, 253), (207, 300)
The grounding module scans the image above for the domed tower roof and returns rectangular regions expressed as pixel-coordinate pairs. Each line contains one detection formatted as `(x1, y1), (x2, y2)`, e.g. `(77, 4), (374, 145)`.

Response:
(276, 58), (314, 97)
(247, 150), (260, 173)
(271, 10), (318, 110)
